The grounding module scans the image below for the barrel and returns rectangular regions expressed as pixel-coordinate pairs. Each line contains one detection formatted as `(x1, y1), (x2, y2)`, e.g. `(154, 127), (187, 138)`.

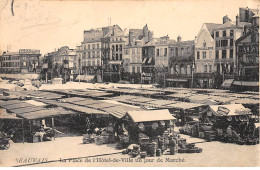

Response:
(156, 149), (162, 156)
(169, 147), (178, 155)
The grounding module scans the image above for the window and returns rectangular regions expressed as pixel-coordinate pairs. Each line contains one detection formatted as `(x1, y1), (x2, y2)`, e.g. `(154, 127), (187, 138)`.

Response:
(203, 51), (206, 59)
(137, 67), (140, 73)
(216, 50), (219, 59)
(84, 45), (86, 50)
(92, 51), (95, 58)
(88, 45), (90, 49)
(116, 45), (118, 51)
(181, 48), (184, 56)
(97, 51), (100, 58)
(137, 48), (140, 54)
(97, 60), (100, 66)
(119, 45), (122, 51)
(230, 39), (233, 46)
(164, 48), (167, 56)
(221, 40), (228, 47)
(223, 30), (226, 37)
(216, 31), (219, 37)
(209, 65), (212, 72)
(175, 47), (178, 56)
(197, 51), (200, 59)
(88, 52), (91, 58)
(216, 40), (220, 47)
(132, 49), (135, 55)
(222, 50), (226, 59)
(125, 49), (129, 55)
(204, 65), (207, 73)
(97, 44), (99, 49)
(92, 61), (95, 66)
(92, 44), (95, 49)
(157, 49), (160, 56)
(132, 66), (136, 73)
(120, 54), (122, 60)
(230, 49), (233, 58)
(230, 30), (234, 36)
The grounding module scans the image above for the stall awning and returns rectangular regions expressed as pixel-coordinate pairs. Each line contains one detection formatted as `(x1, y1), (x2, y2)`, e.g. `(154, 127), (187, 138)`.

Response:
(209, 104), (252, 116)
(0, 108), (21, 119)
(166, 78), (188, 82)
(108, 61), (122, 65)
(233, 81), (259, 87)
(126, 109), (176, 123)
(165, 102), (205, 110)
(18, 107), (76, 119)
(221, 79), (234, 89)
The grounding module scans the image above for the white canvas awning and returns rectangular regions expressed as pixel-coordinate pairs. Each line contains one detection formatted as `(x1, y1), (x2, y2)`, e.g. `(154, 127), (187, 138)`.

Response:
(126, 109), (176, 123)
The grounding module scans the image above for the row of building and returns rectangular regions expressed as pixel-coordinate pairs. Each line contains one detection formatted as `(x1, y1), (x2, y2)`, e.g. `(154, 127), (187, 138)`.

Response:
(0, 7), (259, 90)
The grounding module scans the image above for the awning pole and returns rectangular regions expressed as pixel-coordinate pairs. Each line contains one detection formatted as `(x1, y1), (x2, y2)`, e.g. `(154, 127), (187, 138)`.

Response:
(22, 119), (25, 143)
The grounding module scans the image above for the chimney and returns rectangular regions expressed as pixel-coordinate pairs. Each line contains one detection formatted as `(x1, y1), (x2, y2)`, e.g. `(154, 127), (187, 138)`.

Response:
(177, 36), (181, 42)
(236, 15), (240, 25)
(223, 15), (231, 24)
(129, 31), (134, 44)
(148, 31), (153, 42)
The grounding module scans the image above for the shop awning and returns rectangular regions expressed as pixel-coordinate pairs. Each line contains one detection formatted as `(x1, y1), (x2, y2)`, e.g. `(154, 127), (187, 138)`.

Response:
(166, 78), (188, 82)
(142, 58), (147, 64)
(126, 109), (176, 123)
(209, 104), (252, 116)
(108, 61), (122, 65)
(221, 79), (234, 89)
(75, 75), (94, 82)
(82, 75), (95, 82)
(233, 81), (259, 87)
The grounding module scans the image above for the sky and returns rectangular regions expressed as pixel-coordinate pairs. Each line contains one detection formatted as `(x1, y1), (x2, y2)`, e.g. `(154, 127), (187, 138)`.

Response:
(0, 0), (259, 55)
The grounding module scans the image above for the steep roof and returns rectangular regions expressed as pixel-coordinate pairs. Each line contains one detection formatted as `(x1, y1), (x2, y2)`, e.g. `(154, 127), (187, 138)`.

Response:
(204, 23), (222, 33)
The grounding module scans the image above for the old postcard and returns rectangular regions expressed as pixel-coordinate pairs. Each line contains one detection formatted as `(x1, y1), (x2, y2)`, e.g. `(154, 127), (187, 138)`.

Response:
(0, 0), (259, 167)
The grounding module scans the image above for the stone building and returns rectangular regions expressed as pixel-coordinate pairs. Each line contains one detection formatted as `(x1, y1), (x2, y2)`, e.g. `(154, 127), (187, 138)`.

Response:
(194, 23), (221, 89)
(167, 36), (195, 87)
(234, 13), (259, 91)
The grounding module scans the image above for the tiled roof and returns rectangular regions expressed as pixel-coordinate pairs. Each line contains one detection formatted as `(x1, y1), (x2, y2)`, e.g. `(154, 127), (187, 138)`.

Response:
(129, 29), (144, 40)
(215, 21), (251, 30)
(204, 23), (222, 33)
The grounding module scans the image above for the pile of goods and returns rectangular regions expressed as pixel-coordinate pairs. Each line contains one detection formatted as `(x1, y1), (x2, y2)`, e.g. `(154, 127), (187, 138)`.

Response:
(122, 131), (202, 158)
(83, 131), (115, 145)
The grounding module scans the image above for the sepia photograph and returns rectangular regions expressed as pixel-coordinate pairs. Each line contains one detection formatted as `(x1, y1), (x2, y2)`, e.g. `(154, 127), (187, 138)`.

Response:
(0, 0), (259, 167)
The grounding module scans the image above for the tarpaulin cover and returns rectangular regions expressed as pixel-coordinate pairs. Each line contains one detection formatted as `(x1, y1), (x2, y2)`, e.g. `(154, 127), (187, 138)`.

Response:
(209, 104), (252, 116)
(102, 105), (143, 119)
(126, 109), (176, 123)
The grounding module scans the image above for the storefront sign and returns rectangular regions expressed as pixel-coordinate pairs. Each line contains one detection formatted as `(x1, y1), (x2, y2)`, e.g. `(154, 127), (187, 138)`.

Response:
(19, 49), (40, 54)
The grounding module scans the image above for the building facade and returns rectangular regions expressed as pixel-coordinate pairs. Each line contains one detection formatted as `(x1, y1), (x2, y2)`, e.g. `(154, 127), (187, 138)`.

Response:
(167, 36), (195, 87)
(213, 15), (249, 87)
(0, 49), (41, 74)
(124, 25), (153, 83)
(195, 23), (221, 89)
(235, 14), (259, 91)
(0, 52), (20, 73)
